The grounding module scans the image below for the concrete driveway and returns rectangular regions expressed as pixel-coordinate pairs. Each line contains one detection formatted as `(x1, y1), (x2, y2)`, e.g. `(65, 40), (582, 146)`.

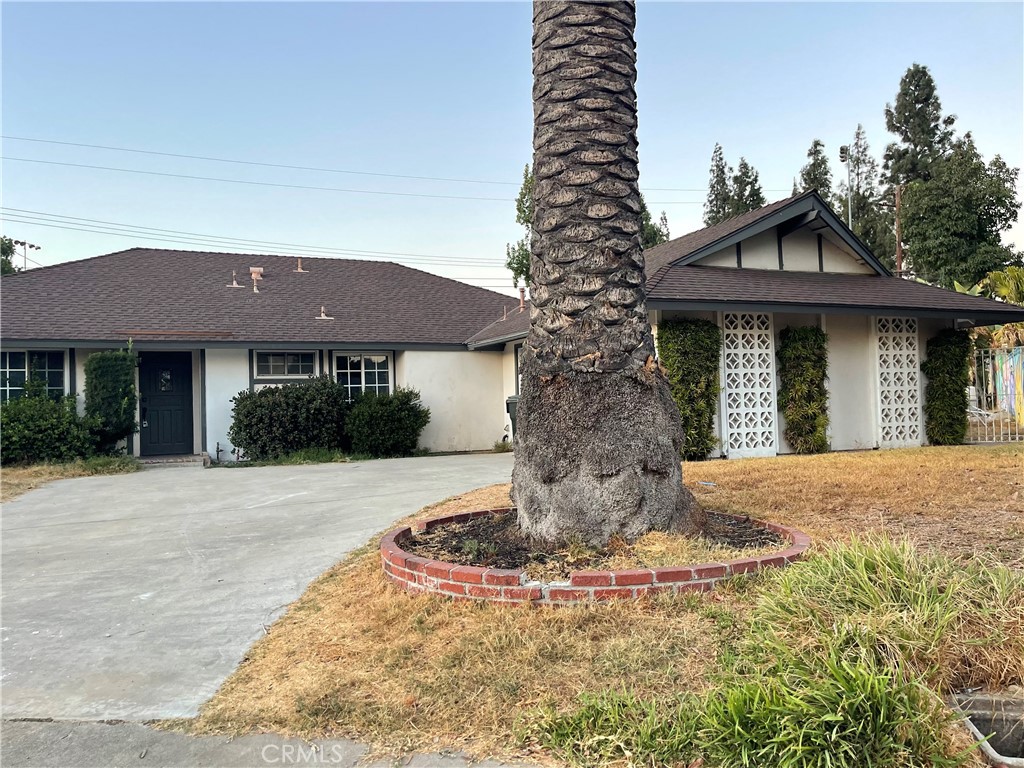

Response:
(0, 454), (514, 721)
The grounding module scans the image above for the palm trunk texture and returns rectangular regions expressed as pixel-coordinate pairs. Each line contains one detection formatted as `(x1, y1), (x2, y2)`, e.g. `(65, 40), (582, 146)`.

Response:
(512, 0), (705, 546)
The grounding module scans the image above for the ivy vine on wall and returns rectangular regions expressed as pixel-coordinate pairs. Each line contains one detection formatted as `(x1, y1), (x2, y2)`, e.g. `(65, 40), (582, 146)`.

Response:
(656, 317), (722, 461)
(776, 326), (830, 454)
(920, 329), (971, 445)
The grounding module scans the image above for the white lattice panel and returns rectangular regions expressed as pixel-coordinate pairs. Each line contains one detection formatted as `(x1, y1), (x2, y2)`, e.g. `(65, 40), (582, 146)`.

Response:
(876, 316), (921, 448)
(722, 313), (777, 458)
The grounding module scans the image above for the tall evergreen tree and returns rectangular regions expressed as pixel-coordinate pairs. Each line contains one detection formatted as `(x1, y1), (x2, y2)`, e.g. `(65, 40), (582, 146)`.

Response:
(901, 134), (1021, 287)
(836, 125), (896, 267)
(703, 143), (732, 226)
(730, 157), (766, 215)
(798, 139), (833, 200)
(883, 63), (957, 185)
(640, 195), (670, 248)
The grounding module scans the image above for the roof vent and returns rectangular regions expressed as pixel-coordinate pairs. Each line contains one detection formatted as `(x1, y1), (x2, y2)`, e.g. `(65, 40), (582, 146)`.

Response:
(252, 272), (260, 293)
(294, 257), (308, 273)
(316, 305), (334, 320)
(250, 266), (264, 280)
(226, 270), (242, 289)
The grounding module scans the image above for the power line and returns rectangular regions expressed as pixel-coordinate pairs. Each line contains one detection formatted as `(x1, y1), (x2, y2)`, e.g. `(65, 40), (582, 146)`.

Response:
(0, 208), (505, 264)
(0, 215), (509, 272)
(1, 135), (790, 193)
(1, 157), (515, 202)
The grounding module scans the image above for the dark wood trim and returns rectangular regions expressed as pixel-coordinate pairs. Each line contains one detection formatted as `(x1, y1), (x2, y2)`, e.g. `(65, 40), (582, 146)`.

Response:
(199, 349), (207, 452)
(817, 234), (824, 272)
(248, 349), (255, 392)
(735, 242), (742, 269)
(777, 230), (784, 270)
(68, 348), (76, 395)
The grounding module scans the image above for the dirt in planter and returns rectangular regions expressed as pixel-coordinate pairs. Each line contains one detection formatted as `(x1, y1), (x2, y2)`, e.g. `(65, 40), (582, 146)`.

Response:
(404, 510), (786, 582)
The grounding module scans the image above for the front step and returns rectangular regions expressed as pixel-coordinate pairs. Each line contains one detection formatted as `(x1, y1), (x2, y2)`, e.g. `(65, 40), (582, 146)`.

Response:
(138, 453), (209, 467)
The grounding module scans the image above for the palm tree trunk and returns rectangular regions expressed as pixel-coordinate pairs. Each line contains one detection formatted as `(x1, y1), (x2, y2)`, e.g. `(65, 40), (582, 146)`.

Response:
(513, 0), (705, 547)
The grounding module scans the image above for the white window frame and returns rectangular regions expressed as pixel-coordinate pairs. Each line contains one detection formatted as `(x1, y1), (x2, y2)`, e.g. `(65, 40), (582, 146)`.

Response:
(1, 349), (68, 402)
(333, 352), (394, 399)
(254, 350), (319, 379)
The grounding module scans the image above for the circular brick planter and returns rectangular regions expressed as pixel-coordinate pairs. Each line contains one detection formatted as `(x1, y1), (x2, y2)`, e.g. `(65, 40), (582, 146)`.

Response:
(380, 508), (810, 606)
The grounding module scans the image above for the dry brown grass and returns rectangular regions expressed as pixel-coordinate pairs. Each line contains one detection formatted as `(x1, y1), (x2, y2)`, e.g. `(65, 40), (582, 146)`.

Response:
(686, 444), (1024, 568)
(185, 445), (1023, 762)
(0, 456), (141, 502)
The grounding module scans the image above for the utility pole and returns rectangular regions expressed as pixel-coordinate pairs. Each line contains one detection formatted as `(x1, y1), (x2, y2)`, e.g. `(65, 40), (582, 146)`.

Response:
(894, 185), (904, 277)
(12, 240), (41, 270)
(839, 145), (852, 228)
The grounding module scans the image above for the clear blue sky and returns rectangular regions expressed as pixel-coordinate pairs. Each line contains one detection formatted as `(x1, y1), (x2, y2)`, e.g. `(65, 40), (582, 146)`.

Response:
(2, 2), (1022, 295)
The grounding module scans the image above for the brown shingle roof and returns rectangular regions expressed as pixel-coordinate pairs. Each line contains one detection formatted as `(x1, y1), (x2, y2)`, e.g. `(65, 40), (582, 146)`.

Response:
(466, 302), (531, 348)
(648, 266), (1024, 322)
(0, 249), (511, 345)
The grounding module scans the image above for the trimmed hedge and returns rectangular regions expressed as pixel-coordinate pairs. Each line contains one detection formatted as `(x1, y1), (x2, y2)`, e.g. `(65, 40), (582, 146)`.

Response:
(921, 329), (971, 445)
(1, 380), (97, 465)
(228, 376), (351, 460)
(656, 318), (722, 461)
(84, 349), (138, 453)
(776, 326), (830, 454)
(347, 387), (430, 458)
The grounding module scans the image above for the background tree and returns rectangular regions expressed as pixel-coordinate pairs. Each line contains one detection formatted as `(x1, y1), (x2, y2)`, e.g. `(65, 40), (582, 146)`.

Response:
(883, 63), (956, 185)
(836, 125), (896, 267)
(901, 134), (1021, 287)
(1, 236), (18, 276)
(798, 139), (834, 201)
(729, 157), (766, 215)
(640, 194), (670, 248)
(505, 164), (535, 288)
(703, 143), (732, 226)
(513, 0), (704, 547)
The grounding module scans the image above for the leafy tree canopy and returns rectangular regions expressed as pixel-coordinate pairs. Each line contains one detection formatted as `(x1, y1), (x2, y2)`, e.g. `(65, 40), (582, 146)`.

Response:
(1, 236), (18, 276)
(901, 134), (1021, 288)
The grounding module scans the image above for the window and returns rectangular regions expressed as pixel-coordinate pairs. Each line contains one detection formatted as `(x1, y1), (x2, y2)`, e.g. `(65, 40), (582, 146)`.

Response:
(1, 350), (65, 402)
(255, 351), (316, 378)
(335, 353), (391, 399)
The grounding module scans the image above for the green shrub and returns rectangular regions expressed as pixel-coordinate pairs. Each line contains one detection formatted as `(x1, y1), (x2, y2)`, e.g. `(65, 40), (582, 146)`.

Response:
(228, 376), (351, 460)
(656, 317), (722, 460)
(347, 387), (430, 458)
(776, 326), (830, 454)
(84, 349), (138, 453)
(1, 380), (96, 465)
(921, 329), (971, 445)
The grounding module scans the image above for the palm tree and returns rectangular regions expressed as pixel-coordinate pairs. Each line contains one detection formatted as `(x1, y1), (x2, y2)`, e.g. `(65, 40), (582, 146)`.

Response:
(512, 0), (705, 546)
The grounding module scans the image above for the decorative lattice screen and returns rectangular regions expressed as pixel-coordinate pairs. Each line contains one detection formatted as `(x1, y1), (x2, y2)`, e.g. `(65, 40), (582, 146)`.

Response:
(722, 312), (777, 458)
(876, 316), (921, 448)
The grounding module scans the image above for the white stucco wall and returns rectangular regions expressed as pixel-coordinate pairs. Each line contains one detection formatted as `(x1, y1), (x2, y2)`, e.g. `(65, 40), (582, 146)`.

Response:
(204, 348), (250, 459)
(396, 349), (505, 452)
(825, 314), (877, 451)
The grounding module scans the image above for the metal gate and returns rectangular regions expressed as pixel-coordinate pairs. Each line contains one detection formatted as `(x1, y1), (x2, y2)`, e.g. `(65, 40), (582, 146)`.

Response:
(968, 347), (1023, 443)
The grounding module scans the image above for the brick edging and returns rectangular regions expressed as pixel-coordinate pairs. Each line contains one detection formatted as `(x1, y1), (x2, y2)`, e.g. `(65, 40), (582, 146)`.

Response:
(380, 508), (810, 606)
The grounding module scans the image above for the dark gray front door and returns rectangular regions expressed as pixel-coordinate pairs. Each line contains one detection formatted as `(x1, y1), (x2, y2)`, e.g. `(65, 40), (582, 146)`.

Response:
(139, 352), (193, 456)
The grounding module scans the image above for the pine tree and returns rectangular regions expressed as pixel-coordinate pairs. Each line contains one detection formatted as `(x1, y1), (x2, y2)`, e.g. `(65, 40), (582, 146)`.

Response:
(837, 125), (896, 267)
(883, 63), (957, 185)
(798, 139), (833, 200)
(703, 143), (732, 226)
(730, 157), (766, 215)
(640, 195), (670, 248)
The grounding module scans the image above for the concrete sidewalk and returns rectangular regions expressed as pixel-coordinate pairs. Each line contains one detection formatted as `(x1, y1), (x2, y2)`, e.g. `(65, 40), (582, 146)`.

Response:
(1, 454), (514, 721)
(0, 721), (523, 768)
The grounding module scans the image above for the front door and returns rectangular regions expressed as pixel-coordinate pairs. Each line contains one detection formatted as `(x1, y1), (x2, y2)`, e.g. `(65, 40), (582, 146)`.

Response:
(139, 351), (194, 456)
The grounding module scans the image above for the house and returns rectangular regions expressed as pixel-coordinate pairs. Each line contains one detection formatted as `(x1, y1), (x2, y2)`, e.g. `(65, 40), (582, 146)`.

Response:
(470, 191), (1024, 457)
(3, 191), (1022, 460)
